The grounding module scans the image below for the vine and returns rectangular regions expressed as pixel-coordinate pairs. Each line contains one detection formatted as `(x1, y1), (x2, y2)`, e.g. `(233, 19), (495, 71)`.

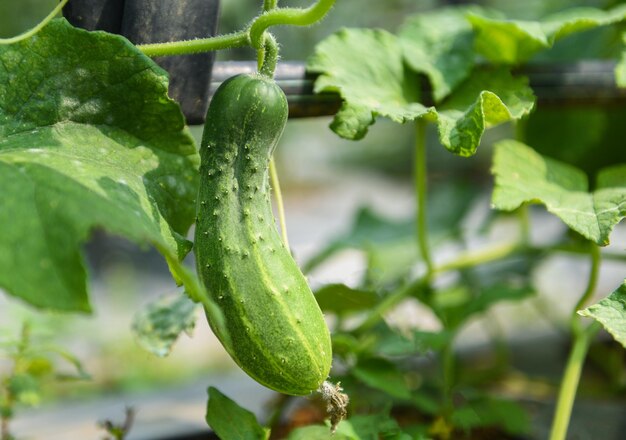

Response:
(0, 0), (69, 44)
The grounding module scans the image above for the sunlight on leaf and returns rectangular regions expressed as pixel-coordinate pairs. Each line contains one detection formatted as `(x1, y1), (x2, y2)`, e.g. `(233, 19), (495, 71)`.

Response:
(0, 19), (198, 311)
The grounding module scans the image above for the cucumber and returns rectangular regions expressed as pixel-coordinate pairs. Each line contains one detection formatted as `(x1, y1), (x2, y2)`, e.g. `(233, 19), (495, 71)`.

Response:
(194, 73), (332, 395)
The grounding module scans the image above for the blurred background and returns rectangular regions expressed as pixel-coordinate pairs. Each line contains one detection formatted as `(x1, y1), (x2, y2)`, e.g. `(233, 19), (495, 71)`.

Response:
(1, 0), (626, 438)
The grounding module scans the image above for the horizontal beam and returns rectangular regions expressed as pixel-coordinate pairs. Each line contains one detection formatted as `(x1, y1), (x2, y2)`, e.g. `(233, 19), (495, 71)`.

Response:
(204, 60), (626, 121)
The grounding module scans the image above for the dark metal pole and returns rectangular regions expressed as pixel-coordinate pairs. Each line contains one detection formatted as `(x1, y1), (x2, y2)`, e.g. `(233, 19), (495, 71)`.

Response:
(121, 0), (221, 125)
(62, 0), (126, 33)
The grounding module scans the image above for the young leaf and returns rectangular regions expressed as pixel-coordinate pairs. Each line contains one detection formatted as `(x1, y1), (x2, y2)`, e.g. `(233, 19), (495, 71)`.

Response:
(469, 5), (626, 64)
(491, 140), (626, 246)
(132, 293), (198, 357)
(399, 6), (483, 102)
(307, 29), (534, 156)
(0, 19), (198, 311)
(314, 284), (379, 315)
(352, 357), (411, 400)
(206, 387), (268, 440)
(579, 280), (626, 348)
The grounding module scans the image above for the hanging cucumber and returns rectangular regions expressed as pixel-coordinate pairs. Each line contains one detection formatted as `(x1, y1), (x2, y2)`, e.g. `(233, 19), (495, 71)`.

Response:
(194, 73), (332, 396)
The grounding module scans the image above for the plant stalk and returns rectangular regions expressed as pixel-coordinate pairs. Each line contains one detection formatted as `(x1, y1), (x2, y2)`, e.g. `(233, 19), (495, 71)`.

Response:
(548, 244), (601, 440)
(0, 0), (69, 44)
(249, 0), (336, 50)
(137, 31), (249, 57)
(548, 321), (600, 440)
(415, 119), (433, 275)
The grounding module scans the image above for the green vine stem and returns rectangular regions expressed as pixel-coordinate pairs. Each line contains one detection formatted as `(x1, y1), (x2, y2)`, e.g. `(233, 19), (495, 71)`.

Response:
(249, 0), (336, 50)
(549, 244), (601, 440)
(138, 0), (334, 58)
(258, 32), (279, 78)
(137, 31), (249, 57)
(415, 119), (434, 275)
(0, 0), (68, 44)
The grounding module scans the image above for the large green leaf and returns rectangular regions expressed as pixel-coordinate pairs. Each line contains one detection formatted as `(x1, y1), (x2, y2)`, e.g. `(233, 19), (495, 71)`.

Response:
(469, 5), (626, 64)
(491, 140), (626, 246)
(307, 28), (429, 141)
(399, 6), (482, 102)
(579, 281), (626, 348)
(307, 29), (534, 156)
(0, 19), (198, 311)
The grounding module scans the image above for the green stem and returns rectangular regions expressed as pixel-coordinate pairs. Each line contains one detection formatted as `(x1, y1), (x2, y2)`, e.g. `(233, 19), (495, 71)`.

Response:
(572, 244), (601, 317)
(548, 321), (600, 440)
(258, 33), (279, 78)
(249, 0), (336, 50)
(356, 242), (523, 334)
(415, 119), (433, 275)
(0, 0), (69, 44)
(432, 241), (520, 275)
(269, 158), (290, 250)
(549, 244), (601, 440)
(137, 31), (249, 57)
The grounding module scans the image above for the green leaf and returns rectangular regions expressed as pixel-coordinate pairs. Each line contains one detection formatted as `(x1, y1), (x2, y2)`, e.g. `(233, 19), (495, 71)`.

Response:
(7, 373), (41, 407)
(435, 283), (535, 329)
(399, 6), (483, 102)
(206, 387), (268, 440)
(349, 413), (410, 439)
(469, 5), (626, 64)
(315, 284), (379, 315)
(579, 280), (626, 348)
(451, 397), (529, 435)
(436, 67), (535, 156)
(132, 293), (198, 357)
(375, 328), (451, 357)
(491, 140), (626, 246)
(287, 423), (355, 440)
(352, 357), (411, 400)
(303, 206), (415, 274)
(0, 19), (198, 311)
(307, 29), (534, 156)
(307, 28), (430, 140)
